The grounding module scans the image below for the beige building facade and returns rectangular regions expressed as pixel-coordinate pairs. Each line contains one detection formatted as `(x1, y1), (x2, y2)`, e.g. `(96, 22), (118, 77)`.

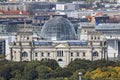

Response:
(9, 27), (107, 67)
(9, 17), (107, 67)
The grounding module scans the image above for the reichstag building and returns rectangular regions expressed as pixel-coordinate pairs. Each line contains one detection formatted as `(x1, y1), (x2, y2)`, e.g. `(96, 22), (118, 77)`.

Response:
(10, 17), (107, 67)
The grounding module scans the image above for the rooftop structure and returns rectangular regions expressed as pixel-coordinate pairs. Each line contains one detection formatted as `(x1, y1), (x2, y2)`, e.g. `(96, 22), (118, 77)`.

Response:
(40, 17), (77, 40)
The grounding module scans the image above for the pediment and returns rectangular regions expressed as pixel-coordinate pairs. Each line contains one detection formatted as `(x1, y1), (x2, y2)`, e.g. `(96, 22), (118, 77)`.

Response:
(55, 43), (68, 48)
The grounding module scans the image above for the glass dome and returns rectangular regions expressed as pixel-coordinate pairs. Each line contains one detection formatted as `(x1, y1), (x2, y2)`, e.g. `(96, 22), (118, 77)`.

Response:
(40, 17), (77, 41)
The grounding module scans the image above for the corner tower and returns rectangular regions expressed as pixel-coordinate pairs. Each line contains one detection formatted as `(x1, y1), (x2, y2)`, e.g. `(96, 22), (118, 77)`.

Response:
(10, 22), (33, 61)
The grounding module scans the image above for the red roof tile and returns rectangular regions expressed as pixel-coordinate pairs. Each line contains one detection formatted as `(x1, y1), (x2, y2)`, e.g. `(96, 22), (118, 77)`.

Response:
(0, 10), (29, 15)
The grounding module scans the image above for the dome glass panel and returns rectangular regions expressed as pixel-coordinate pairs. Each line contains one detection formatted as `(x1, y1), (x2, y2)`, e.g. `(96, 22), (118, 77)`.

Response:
(40, 17), (77, 40)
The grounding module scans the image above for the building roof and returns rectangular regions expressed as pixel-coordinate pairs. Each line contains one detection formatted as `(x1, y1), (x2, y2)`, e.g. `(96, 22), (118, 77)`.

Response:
(40, 17), (77, 41)
(0, 10), (29, 15)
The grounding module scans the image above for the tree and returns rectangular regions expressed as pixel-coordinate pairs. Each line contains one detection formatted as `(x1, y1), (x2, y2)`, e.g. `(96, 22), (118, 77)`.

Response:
(40, 59), (59, 70)
(0, 54), (4, 60)
(86, 0), (95, 4)
(83, 66), (120, 80)
(52, 67), (72, 78)
(0, 0), (7, 2)
(0, 65), (12, 80)
(10, 70), (22, 79)
(69, 69), (85, 80)
(35, 65), (52, 79)
(27, 69), (38, 80)
(67, 59), (91, 72)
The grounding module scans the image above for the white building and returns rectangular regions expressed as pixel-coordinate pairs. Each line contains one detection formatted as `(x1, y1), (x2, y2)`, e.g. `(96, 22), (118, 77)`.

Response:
(96, 23), (120, 60)
(117, 0), (120, 3)
(56, 3), (78, 11)
(0, 35), (15, 60)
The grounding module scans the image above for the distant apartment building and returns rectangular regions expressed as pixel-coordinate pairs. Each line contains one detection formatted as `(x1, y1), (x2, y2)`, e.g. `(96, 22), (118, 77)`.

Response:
(56, 3), (79, 11)
(109, 0), (120, 3)
(55, 2), (92, 11)
(0, 2), (56, 15)
(9, 0), (57, 2)
(0, 2), (26, 11)
(0, 35), (15, 60)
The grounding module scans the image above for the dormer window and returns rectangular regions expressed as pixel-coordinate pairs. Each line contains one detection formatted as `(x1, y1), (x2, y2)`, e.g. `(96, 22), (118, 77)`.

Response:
(22, 52), (28, 57)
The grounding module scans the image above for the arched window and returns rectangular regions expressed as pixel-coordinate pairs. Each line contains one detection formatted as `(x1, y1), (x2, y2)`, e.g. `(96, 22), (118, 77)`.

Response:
(58, 59), (63, 62)
(22, 52), (28, 57)
(93, 51), (99, 56)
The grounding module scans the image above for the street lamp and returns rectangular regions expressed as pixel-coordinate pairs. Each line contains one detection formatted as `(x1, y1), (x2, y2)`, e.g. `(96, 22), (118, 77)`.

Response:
(78, 72), (82, 80)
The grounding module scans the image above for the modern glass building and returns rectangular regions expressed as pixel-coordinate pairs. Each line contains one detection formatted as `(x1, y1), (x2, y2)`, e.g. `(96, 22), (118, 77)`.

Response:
(40, 17), (77, 40)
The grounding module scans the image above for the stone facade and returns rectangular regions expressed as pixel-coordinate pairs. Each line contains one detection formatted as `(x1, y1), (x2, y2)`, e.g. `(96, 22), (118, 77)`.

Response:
(9, 25), (107, 67)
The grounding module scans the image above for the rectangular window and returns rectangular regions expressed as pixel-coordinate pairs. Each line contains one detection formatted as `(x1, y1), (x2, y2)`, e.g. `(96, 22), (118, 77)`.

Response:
(70, 52), (73, 57)
(93, 52), (98, 56)
(48, 52), (50, 57)
(27, 37), (29, 40)
(77, 52), (79, 56)
(57, 51), (63, 57)
(83, 52), (86, 57)
(71, 58), (73, 61)
(35, 53), (38, 57)
(61, 51), (63, 56)
(41, 52), (44, 57)
(57, 51), (59, 56)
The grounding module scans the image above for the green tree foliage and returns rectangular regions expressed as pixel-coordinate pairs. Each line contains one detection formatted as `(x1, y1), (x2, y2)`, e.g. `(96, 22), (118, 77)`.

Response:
(49, 67), (72, 78)
(86, 0), (95, 4)
(40, 59), (59, 70)
(36, 65), (52, 79)
(0, 65), (12, 80)
(67, 59), (91, 72)
(27, 69), (38, 80)
(0, 59), (120, 80)
(83, 66), (120, 80)
(0, 0), (7, 2)
(0, 54), (4, 60)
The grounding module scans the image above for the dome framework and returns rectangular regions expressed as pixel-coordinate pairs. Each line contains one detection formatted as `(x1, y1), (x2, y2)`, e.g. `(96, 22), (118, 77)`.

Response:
(40, 17), (76, 40)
